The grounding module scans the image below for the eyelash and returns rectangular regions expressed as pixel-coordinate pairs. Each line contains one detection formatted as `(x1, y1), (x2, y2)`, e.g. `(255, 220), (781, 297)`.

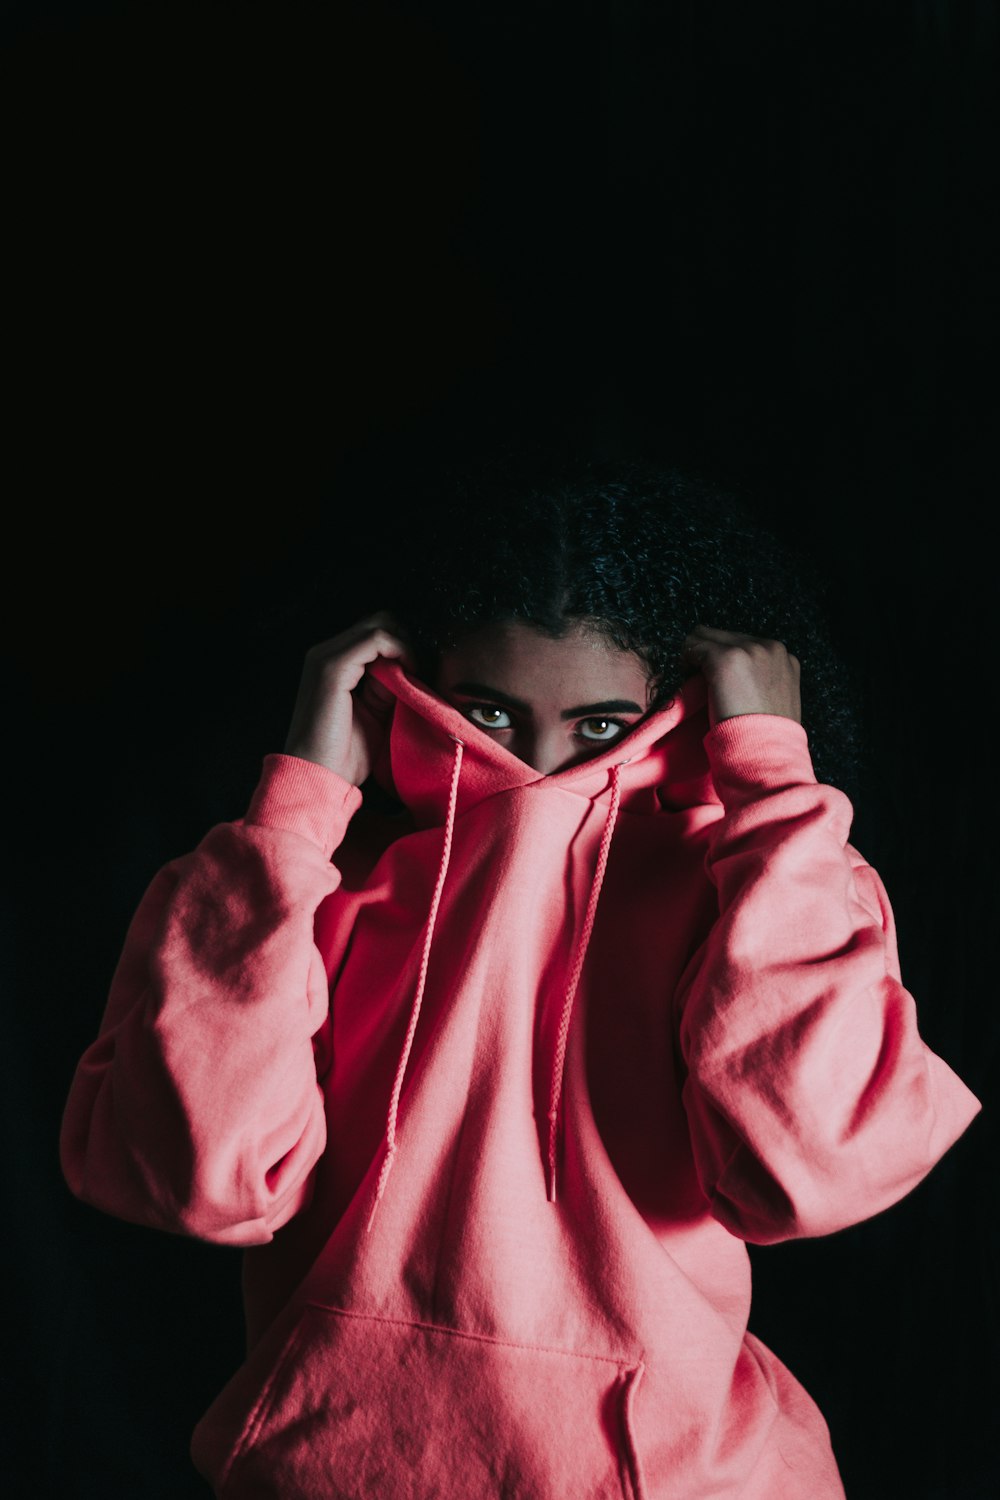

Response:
(463, 705), (629, 742)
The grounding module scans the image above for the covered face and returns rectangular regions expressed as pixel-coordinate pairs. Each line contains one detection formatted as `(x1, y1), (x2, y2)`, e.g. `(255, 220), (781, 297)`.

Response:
(432, 618), (655, 775)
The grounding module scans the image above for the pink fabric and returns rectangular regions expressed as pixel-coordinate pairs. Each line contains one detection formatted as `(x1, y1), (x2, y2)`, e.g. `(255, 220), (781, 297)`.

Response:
(59, 659), (982, 1498)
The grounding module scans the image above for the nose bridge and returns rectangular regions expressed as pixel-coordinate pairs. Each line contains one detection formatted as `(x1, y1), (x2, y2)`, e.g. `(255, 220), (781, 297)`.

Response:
(521, 723), (583, 776)
(514, 727), (546, 774)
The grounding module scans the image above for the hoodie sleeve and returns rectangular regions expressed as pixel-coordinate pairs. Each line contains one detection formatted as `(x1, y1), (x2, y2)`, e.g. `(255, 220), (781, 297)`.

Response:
(59, 753), (362, 1248)
(673, 714), (982, 1245)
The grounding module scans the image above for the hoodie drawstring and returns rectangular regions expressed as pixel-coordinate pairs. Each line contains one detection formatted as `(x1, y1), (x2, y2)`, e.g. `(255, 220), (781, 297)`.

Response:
(546, 760), (625, 1204)
(366, 737), (465, 1235)
(365, 744), (626, 1231)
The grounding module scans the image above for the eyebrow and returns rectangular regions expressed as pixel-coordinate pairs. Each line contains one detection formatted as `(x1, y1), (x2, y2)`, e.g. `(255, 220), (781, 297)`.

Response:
(560, 699), (645, 719)
(447, 681), (644, 718)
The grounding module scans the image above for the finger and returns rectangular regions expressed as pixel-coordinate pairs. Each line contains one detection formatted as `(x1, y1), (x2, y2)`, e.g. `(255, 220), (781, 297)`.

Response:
(341, 630), (413, 685)
(307, 624), (412, 671)
(346, 608), (415, 651)
(679, 630), (723, 663)
(684, 624), (764, 645)
(367, 629), (416, 672)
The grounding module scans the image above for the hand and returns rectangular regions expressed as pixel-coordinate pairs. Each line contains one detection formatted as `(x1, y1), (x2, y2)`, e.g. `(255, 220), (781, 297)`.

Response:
(282, 612), (414, 785)
(680, 624), (801, 731)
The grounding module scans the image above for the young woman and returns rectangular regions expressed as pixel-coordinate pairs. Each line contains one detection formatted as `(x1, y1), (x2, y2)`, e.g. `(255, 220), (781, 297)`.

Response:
(59, 455), (981, 1498)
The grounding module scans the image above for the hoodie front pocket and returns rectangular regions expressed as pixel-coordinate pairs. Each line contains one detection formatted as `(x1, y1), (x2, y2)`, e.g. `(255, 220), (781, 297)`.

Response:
(218, 1302), (647, 1500)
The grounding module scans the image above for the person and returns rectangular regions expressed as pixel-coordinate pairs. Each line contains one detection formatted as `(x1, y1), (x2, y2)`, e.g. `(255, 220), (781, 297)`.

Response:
(59, 453), (982, 1498)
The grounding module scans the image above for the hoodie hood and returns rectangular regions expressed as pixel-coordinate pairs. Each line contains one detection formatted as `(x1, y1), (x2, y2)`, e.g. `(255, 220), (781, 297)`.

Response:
(366, 656), (720, 826)
(362, 656), (723, 1228)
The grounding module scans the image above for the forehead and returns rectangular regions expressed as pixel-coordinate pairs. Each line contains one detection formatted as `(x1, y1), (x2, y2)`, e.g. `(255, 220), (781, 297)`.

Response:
(435, 619), (651, 702)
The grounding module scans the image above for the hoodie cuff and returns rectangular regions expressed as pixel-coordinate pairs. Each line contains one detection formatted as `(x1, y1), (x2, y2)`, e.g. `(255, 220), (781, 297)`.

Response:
(245, 753), (363, 859)
(703, 713), (817, 809)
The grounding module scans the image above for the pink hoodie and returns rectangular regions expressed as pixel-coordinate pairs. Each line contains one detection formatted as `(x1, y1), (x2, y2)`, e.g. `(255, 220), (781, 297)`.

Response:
(59, 658), (982, 1498)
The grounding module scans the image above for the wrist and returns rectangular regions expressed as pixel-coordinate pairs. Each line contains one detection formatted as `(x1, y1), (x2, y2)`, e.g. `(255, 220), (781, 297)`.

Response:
(246, 753), (364, 855)
(283, 738), (361, 787)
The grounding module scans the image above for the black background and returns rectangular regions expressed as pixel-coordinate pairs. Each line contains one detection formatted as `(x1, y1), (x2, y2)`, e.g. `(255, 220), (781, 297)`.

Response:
(4, 2), (997, 1496)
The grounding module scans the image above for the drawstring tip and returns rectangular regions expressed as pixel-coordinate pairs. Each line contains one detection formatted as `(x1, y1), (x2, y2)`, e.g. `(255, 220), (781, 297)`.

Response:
(546, 1112), (559, 1204)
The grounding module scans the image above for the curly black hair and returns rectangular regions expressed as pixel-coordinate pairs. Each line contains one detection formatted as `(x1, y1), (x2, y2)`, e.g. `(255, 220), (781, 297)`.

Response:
(382, 449), (864, 798)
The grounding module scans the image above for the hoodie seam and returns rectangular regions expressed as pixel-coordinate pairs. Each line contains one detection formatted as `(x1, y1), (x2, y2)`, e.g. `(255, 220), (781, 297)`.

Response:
(302, 1301), (639, 1367)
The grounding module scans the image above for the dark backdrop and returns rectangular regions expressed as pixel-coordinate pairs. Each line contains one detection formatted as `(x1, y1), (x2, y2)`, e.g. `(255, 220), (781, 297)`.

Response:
(4, 3), (996, 1497)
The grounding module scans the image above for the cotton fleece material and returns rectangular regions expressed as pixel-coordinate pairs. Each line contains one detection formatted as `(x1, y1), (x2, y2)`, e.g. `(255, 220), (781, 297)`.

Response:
(60, 658), (982, 1499)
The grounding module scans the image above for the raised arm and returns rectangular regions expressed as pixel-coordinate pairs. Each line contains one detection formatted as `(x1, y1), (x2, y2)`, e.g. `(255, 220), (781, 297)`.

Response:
(59, 616), (411, 1246)
(672, 624), (981, 1243)
(674, 708), (982, 1244)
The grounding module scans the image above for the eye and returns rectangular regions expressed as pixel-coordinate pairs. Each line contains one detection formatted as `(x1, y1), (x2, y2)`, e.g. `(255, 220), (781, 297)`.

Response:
(467, 704), (513, 731)
(577, 717), (625, 742)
